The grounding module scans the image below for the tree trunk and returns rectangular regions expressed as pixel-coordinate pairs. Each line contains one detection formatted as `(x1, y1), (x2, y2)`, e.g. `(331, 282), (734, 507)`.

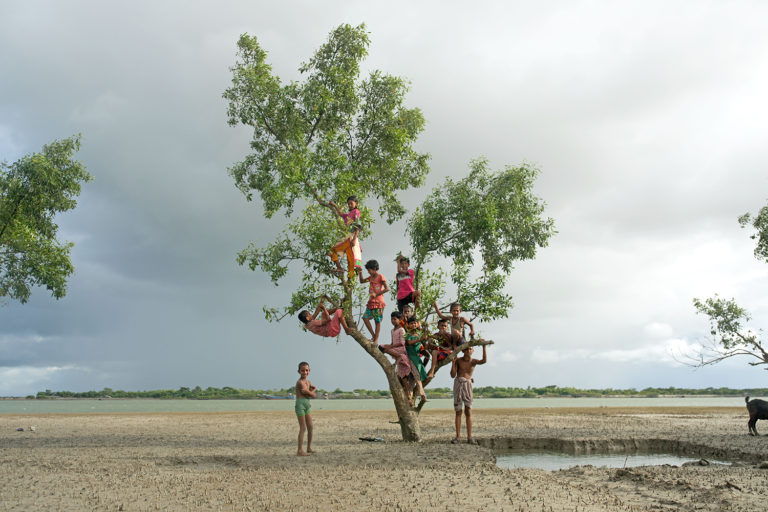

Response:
(346, 320), (421, 442)
(382, 361), (421, 442)
(344, 306), (494, 441)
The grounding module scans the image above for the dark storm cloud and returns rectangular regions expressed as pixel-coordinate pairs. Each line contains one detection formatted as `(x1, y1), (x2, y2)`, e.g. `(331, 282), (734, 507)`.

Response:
(2, 1), (768, 396)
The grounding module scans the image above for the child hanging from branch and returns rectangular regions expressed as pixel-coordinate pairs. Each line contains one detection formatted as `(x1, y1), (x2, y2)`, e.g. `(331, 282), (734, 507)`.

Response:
(328, 196), (362, 279)
(297, 296), (352, 339)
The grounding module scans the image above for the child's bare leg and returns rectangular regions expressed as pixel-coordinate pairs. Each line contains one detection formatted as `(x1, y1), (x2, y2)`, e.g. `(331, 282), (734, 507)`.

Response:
(339, 313), (352, 335)
(363, 317), (375, 338)
(344, 244), (356, 278)
(401, 378), (414, 406)
(379, 344), (396, 356)
(413, 290), (422, 309)
(465, 408), (472, 440)
(415, 380), (427, 401)
(427, 351), (437, 378)
(373, 320), (381, 343)
(455, 409), (462, 440)
(305, 414), (315, 454)
(297, 415), (308, 456)
(329, 252), (344, 272)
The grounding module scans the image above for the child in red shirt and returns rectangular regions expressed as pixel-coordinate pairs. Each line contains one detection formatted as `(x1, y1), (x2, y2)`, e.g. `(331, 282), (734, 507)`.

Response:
(358, 259), (389, 344)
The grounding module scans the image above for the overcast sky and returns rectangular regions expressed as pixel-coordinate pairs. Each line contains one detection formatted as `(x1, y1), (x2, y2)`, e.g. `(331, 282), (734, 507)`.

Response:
(2, 1), (768, 396)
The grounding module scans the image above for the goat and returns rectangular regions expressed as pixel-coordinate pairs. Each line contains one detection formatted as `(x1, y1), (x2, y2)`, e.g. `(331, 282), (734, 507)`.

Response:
(745, 396), (768, 436)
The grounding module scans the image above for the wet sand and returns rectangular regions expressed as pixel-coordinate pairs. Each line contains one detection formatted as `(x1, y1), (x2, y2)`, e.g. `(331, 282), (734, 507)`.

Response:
(2, 407), (767, 510)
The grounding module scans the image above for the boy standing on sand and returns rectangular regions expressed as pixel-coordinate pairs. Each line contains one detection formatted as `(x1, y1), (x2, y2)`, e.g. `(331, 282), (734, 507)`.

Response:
(295, 362), (317, 456)
(450, 344), (487, 445)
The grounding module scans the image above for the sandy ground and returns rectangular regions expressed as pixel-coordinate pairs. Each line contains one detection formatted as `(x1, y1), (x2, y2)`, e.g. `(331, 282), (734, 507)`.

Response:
(1, 406), (767, 511)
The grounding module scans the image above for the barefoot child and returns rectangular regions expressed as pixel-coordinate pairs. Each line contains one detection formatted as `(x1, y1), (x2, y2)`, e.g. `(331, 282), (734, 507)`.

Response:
(395, 255), (421, 312)
(450, 344), (487, 445)
(433, 301), (475, 340)
(295, 361), (317, 456)
(329, 196), (362, 278)
(298, 298), (352, 339)
(400, 303), (414, 326)
(358, 260), (389, 344)
(378, 311), (425, 406)
(404, 316), (428, 403)
(426, 319), (464, 379)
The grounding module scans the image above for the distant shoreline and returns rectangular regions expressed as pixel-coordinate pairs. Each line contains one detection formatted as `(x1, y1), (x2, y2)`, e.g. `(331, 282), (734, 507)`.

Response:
(1, 393), (761, 401)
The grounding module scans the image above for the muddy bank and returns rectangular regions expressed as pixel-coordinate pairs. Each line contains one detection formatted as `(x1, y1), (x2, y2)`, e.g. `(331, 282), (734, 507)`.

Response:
(1, 407), (767, 510)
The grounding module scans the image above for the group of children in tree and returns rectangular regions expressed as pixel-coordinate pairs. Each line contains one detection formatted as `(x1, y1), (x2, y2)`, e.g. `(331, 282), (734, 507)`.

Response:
(295, 196), (490, 449)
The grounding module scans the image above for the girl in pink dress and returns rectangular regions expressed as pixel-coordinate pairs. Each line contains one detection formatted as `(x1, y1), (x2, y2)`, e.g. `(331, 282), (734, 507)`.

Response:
(298, 298), (351, 339)
(378, 311), (426, 406)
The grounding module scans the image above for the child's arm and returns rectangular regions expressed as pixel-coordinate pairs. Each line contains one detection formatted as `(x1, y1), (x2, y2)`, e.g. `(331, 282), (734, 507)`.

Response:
(433, 301), (449, 320)
(406, 334), (422, 346)
(297, 379), (316, 398)
(377, 277), (390, 297)
(306, 380), (317, 398)
(474, 344), (488, 366)
(306, 301), (326, 322)
(328, 201), (344, 216)
(462, 317), (475, 337)
(450, 358), (458, 378)
(358, 270), (369, 284)
(394, 255), (404, 285)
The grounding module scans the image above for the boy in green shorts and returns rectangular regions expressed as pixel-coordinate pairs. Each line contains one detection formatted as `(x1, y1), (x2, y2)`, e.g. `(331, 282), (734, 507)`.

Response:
(295, 361), (317, 456)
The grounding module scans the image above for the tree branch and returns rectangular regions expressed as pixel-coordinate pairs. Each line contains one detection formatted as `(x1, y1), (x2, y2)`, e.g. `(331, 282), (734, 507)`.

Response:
(305, 111), (324, 145)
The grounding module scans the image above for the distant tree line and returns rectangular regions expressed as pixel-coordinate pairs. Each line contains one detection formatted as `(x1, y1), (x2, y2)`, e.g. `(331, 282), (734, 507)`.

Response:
(31, 385), (768, 400)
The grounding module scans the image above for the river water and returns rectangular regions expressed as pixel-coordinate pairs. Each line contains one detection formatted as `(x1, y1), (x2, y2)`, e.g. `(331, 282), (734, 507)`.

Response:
(0, 396), (750, 414)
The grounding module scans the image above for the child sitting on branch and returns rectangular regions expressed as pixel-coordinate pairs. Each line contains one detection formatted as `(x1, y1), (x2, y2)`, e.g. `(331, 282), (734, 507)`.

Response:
(433, 301), (475, 340)
(328, 196), (362, 279)
(404, 315), (428, 386)
(379, 311), (427, 407)
(425, 318), (464, 379)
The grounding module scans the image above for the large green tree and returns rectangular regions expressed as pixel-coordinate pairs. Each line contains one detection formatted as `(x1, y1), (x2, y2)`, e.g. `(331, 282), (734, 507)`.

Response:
(225, 24), (554, 440)
(692, 201), (768, 370)
(0, 135), (92, 304)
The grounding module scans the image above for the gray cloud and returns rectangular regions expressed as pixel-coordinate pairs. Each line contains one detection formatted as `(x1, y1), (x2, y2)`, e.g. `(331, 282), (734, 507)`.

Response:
(2, 1), (768, 396)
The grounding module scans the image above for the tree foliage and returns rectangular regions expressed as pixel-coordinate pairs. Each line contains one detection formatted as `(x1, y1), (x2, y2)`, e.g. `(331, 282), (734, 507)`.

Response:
(408, 158), (555, 320)
(0, 135), (92, 304)
(692, 295), (768, 368)
(738, 201), (768, 263)
(225, 23), (429, 319)
(692, 203), (768, 370)
(225, 24), (554, 440)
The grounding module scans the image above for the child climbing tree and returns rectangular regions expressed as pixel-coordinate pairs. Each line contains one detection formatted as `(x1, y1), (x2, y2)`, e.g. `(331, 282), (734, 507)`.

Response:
(224, 23), (555, 441)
